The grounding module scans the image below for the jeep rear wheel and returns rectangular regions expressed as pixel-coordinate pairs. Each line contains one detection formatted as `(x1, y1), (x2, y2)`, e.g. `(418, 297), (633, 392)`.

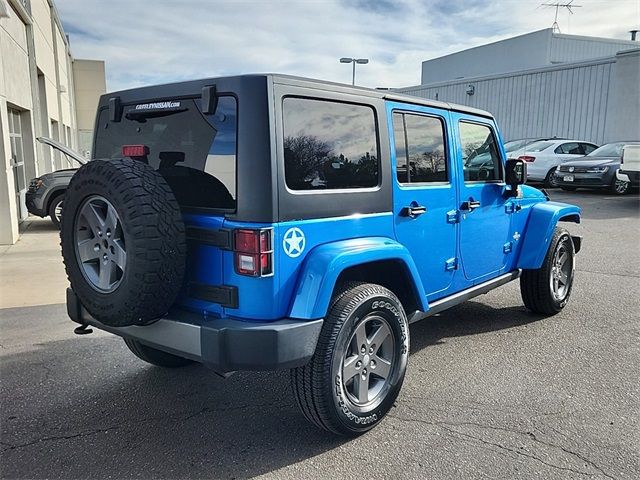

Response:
(520, 227), (575, 315)
(291, 283), (409, 435)
(61, 158), (186, 327)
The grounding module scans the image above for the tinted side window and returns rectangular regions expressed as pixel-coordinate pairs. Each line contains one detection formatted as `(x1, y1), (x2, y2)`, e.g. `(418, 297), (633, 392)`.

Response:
(460, 122), (502, 182)
(555, 142), (582, 154)
(393, 112), (447, 183)
(582, 143), (597, 154)
(283, 97), (379, 191)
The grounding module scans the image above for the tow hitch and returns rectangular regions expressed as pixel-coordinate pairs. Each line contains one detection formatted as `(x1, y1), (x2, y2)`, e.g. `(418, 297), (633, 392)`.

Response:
(73, 323), (93, 335)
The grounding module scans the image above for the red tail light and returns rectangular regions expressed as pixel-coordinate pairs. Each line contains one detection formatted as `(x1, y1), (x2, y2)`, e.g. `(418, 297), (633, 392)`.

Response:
(234, 228), (273, 277)
(518, 155), (536, 162)
(122, 145), (149, 157)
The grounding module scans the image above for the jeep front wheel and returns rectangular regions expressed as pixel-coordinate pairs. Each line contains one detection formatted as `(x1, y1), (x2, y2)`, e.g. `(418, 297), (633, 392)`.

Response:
(520, 227), (575, 315)
(291, 283), (409, 435)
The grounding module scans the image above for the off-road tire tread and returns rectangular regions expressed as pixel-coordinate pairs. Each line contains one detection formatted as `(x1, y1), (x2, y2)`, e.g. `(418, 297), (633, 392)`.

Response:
(61, 158), (186, 326)
(291, 282), (403, 435)
(520, 227), (573, 315)
(123, 338), (193, 368)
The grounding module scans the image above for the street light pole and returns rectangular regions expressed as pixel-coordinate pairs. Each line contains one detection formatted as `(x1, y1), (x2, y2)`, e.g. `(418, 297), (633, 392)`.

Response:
(340, 57), (369, 86)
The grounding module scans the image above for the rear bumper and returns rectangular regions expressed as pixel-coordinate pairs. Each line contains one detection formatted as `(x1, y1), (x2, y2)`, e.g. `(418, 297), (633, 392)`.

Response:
(66, 288), (323, 373)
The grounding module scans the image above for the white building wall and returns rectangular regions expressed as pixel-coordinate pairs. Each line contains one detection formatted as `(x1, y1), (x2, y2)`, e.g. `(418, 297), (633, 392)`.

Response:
(400, 51), (638, 145)
(604, 49), (640, 142)
(73, 59), (106, 157)
(550, 34), (639, 63)
(421, 29), (551, 85)
(421, 28), (638, 85)
(0, 0), (105, 244)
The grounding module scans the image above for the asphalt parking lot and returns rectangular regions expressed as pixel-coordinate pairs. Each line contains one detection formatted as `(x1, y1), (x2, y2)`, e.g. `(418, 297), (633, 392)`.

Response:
(1, 189), (639, 480)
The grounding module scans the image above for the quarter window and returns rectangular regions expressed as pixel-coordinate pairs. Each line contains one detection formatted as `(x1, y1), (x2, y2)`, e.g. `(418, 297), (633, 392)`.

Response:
(283, 97), (379, 191)
(393, 112), (448, 183)
(459, 122), (502, 182)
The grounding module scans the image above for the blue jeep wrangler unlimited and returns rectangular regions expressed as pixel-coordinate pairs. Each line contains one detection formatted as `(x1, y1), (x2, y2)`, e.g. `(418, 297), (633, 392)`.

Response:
(61, 74), (581, 435)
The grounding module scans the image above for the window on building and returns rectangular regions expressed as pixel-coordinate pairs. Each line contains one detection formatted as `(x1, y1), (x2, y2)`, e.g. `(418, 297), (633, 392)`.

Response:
(8, 108), (26, 221)
(393, 112), (448, 183)
(459, 121), (503, 182)
(283, 97), (379, 191)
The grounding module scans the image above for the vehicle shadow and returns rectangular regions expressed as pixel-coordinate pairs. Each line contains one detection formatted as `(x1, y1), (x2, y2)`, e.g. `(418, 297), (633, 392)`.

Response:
(20, 217), (59, 234)
(409, 300), (543, 353)
(1, 301), (545, 479)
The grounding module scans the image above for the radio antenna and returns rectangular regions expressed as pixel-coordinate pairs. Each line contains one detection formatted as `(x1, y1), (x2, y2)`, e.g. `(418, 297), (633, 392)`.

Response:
(541, 1), (582, 33)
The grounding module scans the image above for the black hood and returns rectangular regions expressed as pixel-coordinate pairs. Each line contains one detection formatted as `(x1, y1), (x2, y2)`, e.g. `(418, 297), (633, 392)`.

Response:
(561, 156), (620, 167)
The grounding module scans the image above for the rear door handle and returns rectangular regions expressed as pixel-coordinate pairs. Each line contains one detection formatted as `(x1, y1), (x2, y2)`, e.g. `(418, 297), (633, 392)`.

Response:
(400, 204), (427, 218)
(461, 199), (481, 211)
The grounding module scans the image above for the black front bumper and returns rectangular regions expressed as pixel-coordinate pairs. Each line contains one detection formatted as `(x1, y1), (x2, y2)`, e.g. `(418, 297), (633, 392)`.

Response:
(555, 172), (611, 188)
(25, 191), (47, 217)
(67, 288), (323, 373)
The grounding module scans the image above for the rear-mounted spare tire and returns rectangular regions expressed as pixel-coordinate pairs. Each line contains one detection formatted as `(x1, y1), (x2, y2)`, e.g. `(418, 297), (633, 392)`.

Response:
(61, 158), (187, 327)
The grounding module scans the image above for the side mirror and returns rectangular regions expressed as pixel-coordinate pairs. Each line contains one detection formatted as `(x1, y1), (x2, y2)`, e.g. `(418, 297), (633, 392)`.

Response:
(505, 158), (527, 196)
(505, 158), (527, 185)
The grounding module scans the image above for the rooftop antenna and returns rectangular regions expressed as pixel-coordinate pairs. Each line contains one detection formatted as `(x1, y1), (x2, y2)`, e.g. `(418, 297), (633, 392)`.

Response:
(541, 1), (582, 33)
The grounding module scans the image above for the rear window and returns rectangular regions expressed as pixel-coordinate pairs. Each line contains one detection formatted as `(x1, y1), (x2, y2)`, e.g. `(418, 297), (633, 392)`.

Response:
(94, 96), (237, 211)
(282, 97), (379, 191)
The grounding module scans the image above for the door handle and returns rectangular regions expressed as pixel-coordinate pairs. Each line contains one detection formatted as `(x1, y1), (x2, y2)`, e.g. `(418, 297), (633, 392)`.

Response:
(461, 199), (481, 211)
(400, 204), (427, 218)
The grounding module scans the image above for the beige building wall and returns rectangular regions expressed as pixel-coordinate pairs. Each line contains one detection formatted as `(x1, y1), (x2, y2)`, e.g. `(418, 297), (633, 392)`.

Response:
(73, 60), (105, 157)
(0, 0), (105, 244)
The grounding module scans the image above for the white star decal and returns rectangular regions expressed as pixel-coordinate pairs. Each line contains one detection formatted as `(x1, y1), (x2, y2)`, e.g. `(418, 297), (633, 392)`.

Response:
(283, 227), (306, 258)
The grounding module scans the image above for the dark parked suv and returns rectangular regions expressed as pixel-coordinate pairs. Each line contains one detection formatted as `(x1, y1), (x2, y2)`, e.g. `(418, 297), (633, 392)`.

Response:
(60, 74), (581, 435)
(25, 137), (87, 228)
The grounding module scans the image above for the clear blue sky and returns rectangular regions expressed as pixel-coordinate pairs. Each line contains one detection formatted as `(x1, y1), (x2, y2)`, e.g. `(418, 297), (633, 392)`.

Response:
(56, 0), (640, 91)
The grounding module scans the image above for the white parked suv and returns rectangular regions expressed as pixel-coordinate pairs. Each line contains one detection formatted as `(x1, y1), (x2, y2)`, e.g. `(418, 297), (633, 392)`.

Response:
(516, 139), (599, 187)
(618, 144), (640, 187)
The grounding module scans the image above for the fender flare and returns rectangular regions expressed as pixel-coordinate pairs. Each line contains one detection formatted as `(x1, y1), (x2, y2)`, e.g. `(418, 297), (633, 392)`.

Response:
(516, 201), (581, 269)
(44, 187), (67, 211)
(288, 237), (427, 320)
